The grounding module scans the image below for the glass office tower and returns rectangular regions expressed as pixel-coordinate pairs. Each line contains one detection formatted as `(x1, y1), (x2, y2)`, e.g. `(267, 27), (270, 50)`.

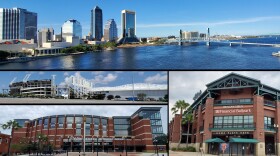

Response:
(62, 19), (82, 40)
(104, 19), (118, 41)
(91, 6), (103, 41)
(0, 8), (37, 41)
(121, 10), (136, 38)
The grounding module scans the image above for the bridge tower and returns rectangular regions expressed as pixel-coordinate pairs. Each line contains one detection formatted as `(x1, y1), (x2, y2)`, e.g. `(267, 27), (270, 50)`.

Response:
(179, 29), (182, 46)
(206, 28), (210, 46)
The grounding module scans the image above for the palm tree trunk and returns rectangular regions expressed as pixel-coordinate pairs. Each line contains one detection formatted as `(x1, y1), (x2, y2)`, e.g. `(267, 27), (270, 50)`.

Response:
(177, 117), (182, 149)
(186, 122), (190, 147)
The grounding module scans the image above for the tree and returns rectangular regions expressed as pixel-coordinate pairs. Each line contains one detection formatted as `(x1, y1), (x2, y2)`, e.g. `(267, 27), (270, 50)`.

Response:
(0, 50), (10, 61)
(164, 94), (168, 102)
(115, 95), (121, 100)
(193, 90), (202, 101)
(182, 109), (193, 147)
(137, 93), (147, 101)
(171, 100), (190, 148)
(1, 120), (22, 155)
(107, 95), (114, 100)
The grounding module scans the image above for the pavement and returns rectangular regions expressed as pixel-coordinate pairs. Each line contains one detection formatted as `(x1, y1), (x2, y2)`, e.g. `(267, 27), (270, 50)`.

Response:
(0, 98), (167, 104)
(52, 152), (168, 156)
(169, 151), (215, 156)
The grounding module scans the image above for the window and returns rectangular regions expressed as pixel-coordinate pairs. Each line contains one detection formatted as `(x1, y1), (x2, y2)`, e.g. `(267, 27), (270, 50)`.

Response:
(50, 117), (56, 129)
(43, 118), (49, 129)
(214, 115), (254, 129)
(58, 116), (64, 128)
(264, 116), (274, 129)
(76, 129), (81, 135)
(66, 117), (74, 128)
(75, 117), (83, 124)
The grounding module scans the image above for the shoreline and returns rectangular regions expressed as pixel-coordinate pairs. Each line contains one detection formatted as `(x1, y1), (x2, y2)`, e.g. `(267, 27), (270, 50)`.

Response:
(117, 43), (163, 48)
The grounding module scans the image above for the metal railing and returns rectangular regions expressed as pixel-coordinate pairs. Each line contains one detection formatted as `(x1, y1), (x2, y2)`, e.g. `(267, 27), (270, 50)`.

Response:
(264, 100), (276, 108)
(214, 98), (253, 105)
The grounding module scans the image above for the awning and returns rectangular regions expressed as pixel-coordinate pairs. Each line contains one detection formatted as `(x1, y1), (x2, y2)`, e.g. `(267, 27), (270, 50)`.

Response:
(229, 138), (259, 143)
(205, 138), (225, 143)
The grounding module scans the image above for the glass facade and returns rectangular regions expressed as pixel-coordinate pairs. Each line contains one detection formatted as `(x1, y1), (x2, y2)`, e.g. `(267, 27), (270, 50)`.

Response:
(138, 109), (163, 138)
(114, 118), (131, 136)
(50, 117), (56, 128)
(213, 115), (254, 128)
(62, 19), (82, 40)
(66, 117), (74, 128)
(91, 6), (103, 41)
(43, 118), (49, 129)
(122, 10), (136, 38)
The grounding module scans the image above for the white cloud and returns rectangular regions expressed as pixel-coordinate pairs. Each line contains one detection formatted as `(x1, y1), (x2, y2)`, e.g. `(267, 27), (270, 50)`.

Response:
(138, 72), (145, 76)
(145, 73), (167, 84)
(64, 72), (69, 76)
(91, 73), (118, 85)
(138, 16), (280, 28)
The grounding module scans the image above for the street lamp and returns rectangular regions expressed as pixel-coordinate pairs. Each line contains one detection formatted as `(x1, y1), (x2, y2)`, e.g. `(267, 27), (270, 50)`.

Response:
(123, 136), (127, 156)
(7, 136), (12, 156)
(275, 124), (279, 156)
(153, 138), (159, 156)
(37, 135), (41, 156)
(67, 136), (70, 156)
(97, 136), (99, 156)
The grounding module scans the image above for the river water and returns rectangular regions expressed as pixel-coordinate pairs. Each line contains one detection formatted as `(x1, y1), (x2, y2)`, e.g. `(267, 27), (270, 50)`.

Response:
(1, 37), (280, 70)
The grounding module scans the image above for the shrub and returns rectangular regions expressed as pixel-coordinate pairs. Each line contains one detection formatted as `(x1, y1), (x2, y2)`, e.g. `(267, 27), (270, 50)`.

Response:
(171, 147), (177, 151)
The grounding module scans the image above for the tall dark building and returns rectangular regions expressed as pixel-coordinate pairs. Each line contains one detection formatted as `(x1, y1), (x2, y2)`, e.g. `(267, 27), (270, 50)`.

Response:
(91, 6), (103, 41)
(0, 8), (37, 41)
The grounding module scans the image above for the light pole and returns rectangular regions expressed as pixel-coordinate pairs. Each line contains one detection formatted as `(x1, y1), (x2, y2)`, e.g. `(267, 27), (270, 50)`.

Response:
(153, 138), (159, 156)
(275, 124), (279, 156)
(67, 136), (70, 156)
(7, 136), (12, 156)
(97, 137), (99, 156)
(37, 135), (41, 156)
(123, 136), (127, 156)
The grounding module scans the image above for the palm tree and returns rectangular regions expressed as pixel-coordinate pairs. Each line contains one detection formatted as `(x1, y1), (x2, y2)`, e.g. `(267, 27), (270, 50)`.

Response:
(171, 100), (190, 148)
(1, 120), (22, 155)
(182, 110), (193, 147)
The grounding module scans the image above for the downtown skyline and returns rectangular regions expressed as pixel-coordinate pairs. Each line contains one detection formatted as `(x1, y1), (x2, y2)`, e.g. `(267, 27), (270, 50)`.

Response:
(1, 0), (280, 37)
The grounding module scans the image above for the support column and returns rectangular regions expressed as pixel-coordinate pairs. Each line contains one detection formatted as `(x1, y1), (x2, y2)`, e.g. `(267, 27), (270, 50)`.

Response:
(275, 101), (280, 156)
(203, 97), (214, 153)
(195, 105), (203, 151)
(253, 95), (265, 156)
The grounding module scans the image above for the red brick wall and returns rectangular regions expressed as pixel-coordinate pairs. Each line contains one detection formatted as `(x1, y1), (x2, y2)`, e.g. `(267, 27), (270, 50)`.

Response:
(253, 95), (265, 142)
(203, 98), (214, 141)
(169, 114), (181, 143)
(0, 133), (10, 154)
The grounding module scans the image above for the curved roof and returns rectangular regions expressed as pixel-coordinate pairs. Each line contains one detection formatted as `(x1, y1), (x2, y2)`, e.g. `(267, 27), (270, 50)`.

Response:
(92, 83), (167, 91)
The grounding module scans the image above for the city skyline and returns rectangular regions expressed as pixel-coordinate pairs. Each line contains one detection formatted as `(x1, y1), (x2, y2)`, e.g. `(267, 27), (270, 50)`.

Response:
(1, 0), (280, 37)
(0, 71), (167, 91)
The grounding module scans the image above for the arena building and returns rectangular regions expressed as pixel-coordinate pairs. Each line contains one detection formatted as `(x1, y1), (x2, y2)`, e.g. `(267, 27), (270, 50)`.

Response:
(169, 73), (280, 155)
(0, 132), (10, 155)
(12, 107), (165, 152)
(92, 83), (168, 101)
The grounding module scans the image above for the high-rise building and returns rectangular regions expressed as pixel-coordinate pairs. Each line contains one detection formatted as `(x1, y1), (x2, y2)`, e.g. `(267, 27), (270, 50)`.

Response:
(62, 19), (82, 41)
(0, 8), (37, 41)
(37, 28), (54, 47)
(119, 10), (139, 44)
(104, 19), (118, 42)
(91, 6), (103, 41)
(121, 10), (136, 38)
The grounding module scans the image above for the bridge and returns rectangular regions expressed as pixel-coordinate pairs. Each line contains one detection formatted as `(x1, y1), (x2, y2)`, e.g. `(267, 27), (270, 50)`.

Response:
(168, 28), (280, 47)
(165, 39), (280, 47)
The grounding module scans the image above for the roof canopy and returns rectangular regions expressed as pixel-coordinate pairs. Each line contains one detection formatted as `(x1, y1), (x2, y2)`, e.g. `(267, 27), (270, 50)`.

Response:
(205, 138), (225, 143)
(229, 138), (259, 143)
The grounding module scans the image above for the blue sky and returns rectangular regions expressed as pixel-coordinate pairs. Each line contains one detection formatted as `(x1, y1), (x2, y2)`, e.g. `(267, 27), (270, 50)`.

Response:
(2, 0), (280, 37)
(0, 71), (167, 91)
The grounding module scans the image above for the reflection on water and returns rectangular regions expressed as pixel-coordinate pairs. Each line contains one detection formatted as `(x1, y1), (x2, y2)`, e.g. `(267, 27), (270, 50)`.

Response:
(0, 44), (280, 70)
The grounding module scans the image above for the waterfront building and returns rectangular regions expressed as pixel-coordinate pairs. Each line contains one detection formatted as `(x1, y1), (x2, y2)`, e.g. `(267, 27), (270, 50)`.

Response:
(104, 19), (118, 42)
(9, 79), (54, 97)
(0, 8), (37, 41)
(92, 83), (168, 101)
(0, 132), (10, 155)
(37, 28), (54, 47)
(12, 107), (165, 152)
(182, 31), (199, 40)
(118, 10), (139, 44)
(91, 6), (103, 41)
(169, 73), (280, 155)
(62, 19), (82, 41)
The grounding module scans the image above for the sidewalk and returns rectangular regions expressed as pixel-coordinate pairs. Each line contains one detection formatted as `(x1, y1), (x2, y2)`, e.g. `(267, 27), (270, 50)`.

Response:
(169, 151), (216, 156)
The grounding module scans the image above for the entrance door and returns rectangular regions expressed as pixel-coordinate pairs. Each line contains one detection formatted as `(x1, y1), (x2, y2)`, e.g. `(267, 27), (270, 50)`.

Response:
(265, 135), (275, 155)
